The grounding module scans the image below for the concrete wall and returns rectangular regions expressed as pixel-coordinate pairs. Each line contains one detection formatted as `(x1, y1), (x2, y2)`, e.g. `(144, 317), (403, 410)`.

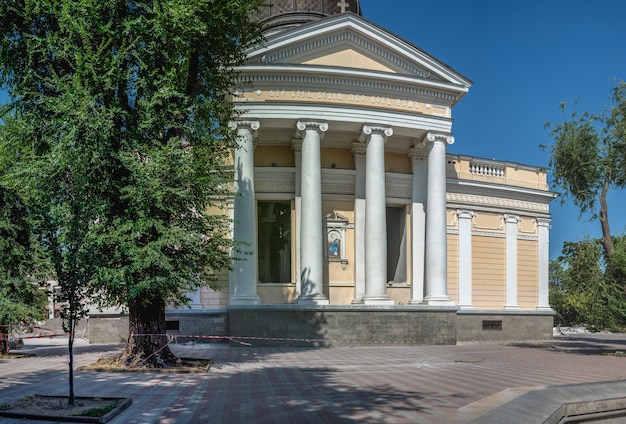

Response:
(228, 305), (458, 347)
(456, 311), (554, 342)
(165, 310), (229, 344)
(88, 315), (129, 344)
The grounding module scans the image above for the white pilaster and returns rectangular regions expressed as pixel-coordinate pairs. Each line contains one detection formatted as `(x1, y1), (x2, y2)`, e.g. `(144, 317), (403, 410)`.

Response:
(296, 121), (329, 305)
(361, 124), (394, 305)
(292, 140), (303, 298)
(351, 142), (367, 303)
(228, 120), (261, 305)
(505, 214), (520, 310)
(537, 218), (552, 311)
(457, 210), (475, 309)
(424, 132), (454, 305)
(409, 148), (427, 304)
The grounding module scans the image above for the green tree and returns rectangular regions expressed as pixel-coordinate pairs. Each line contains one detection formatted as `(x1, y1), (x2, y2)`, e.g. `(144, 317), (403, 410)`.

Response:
(0, 0), (263, 381)
(544, 81), (626, 257)
(0, 186), (48, 354)
(550, 237), (626, 330)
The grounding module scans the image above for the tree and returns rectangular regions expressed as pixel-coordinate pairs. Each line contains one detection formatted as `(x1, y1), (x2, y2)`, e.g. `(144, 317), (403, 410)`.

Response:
(0, 0), (264, 376)
(0, 186), (48, 354)
(544, 81), (626, 257)
(549, 237), (626, 331)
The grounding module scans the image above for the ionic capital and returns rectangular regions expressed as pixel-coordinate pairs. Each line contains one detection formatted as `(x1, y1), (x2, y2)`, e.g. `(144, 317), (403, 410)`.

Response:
(296, 121), (328, 139)
(424, 132), (454, 146)
(359, 124), (393, 142)
(228, 120), (260, 134)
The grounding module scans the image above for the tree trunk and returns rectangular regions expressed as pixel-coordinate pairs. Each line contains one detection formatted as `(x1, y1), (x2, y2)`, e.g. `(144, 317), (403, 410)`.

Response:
(599, 173), (614, 256)
(119, 294), (178, 368)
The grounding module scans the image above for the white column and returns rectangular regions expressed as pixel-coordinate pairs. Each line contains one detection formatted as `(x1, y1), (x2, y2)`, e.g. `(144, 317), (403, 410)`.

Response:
(352, 143), (367, 303)
(457, 210), (475, 309)
(424, 132), (454, 305)
(228, 120), (261, 305)
(297, 121), (329, 305)
(505, 214), (520, 310)
(292, 140), (303, 298)
(537, 218), (552, 310)
(409, 148), (427, 304)
(361, 124), (394, 305)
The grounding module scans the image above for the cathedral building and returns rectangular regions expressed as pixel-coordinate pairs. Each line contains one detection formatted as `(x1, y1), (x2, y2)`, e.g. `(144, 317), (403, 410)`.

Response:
(165, 1), (556, 345)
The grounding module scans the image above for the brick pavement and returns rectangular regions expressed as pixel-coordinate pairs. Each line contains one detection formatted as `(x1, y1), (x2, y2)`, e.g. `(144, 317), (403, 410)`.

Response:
(1, 334), (626, 423)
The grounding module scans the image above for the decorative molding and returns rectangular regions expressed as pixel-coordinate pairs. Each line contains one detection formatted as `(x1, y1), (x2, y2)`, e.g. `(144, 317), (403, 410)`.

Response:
(473, 214), (503, 231)
(408, 147), (428, 161)
(471, 231), (506, 238)
(447, 229), (459, 235)
(457, 210), (476, 220)
(351, 142), (367, 156)
(518, 235), (539, 242)
(255, 169), (295, 193)
(446, 192), (550, 213)
(262, 31), (439, 81)
(291, 139), (302, 152)
(385, 174), (412, 199)
(518, 218), (538, 235)
(504, 214), (521, 224)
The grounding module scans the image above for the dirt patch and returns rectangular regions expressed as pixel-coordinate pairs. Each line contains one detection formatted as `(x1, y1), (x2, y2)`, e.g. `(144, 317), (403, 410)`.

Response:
(0, 395), (131, 423)
(78, 356), (211, 373)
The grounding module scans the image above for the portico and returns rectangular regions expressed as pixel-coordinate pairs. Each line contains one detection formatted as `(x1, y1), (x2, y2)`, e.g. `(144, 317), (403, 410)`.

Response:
(181, 6), (556, 345)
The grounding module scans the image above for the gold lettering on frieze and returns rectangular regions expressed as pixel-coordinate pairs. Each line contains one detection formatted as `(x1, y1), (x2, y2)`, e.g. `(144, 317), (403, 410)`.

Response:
(235, 89), (449, 117)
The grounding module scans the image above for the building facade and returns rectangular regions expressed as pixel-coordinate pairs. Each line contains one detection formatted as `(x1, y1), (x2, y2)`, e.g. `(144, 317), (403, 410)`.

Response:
(165, 3), (556, 345)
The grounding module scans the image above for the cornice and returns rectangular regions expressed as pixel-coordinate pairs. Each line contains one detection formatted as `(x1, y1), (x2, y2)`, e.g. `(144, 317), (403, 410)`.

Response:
(235, 69), (461, 103)
(446, 192), (550, 213)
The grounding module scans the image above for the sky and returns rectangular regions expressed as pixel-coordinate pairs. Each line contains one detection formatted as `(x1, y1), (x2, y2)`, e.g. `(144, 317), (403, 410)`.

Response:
(1, 2), (625, 260)
(360, 0), (626, 259)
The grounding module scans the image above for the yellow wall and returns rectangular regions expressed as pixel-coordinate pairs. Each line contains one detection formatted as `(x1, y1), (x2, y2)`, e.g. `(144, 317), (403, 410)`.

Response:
(518, 239), (538, 309)
(385, 152), (411, 174)
(258, 285), (297, 304)
(447, 233), (459, 303)
(302, 47), (398, 73)
(255, 146), (295, 167)
(321, 147), (354, 169)
(472, 235), (506, 308)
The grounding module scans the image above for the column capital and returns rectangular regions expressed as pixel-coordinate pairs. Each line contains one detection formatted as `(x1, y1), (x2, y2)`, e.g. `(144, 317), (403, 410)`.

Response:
(457, 209), (476, 220)
(228, 119), (260, 133)
(351, 142), (367, 156)
(504, 214), (521, 224)
(360, 124), (393, 142)
(424, 132), (454, 145)
(537, 218), (551, 228)
(296, 120), (328, 138)
(291, 139), (302, 153)
(408, 147), (428, 161)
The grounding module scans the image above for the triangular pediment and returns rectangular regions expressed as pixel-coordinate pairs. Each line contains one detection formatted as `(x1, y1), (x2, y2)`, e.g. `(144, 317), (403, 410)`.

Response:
(301, 46), (398, 74)
(243, 13), (472, 95)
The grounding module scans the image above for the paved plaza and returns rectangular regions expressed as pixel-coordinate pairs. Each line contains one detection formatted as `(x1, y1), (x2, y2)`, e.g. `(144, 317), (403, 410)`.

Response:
(2, 334), (626, 423)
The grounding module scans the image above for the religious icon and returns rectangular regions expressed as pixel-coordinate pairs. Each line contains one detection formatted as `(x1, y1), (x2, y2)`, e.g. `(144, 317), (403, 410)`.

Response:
(328, 230), (341, 258)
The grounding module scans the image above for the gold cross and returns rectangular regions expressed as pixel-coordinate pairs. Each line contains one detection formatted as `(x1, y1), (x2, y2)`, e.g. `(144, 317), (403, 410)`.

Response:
(337, 0), (350, 13)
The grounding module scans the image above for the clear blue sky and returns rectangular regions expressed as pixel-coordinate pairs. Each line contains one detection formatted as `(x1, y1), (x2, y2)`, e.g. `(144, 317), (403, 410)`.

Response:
(2, 2), (625, 260)
(360, 0), (626, 259)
